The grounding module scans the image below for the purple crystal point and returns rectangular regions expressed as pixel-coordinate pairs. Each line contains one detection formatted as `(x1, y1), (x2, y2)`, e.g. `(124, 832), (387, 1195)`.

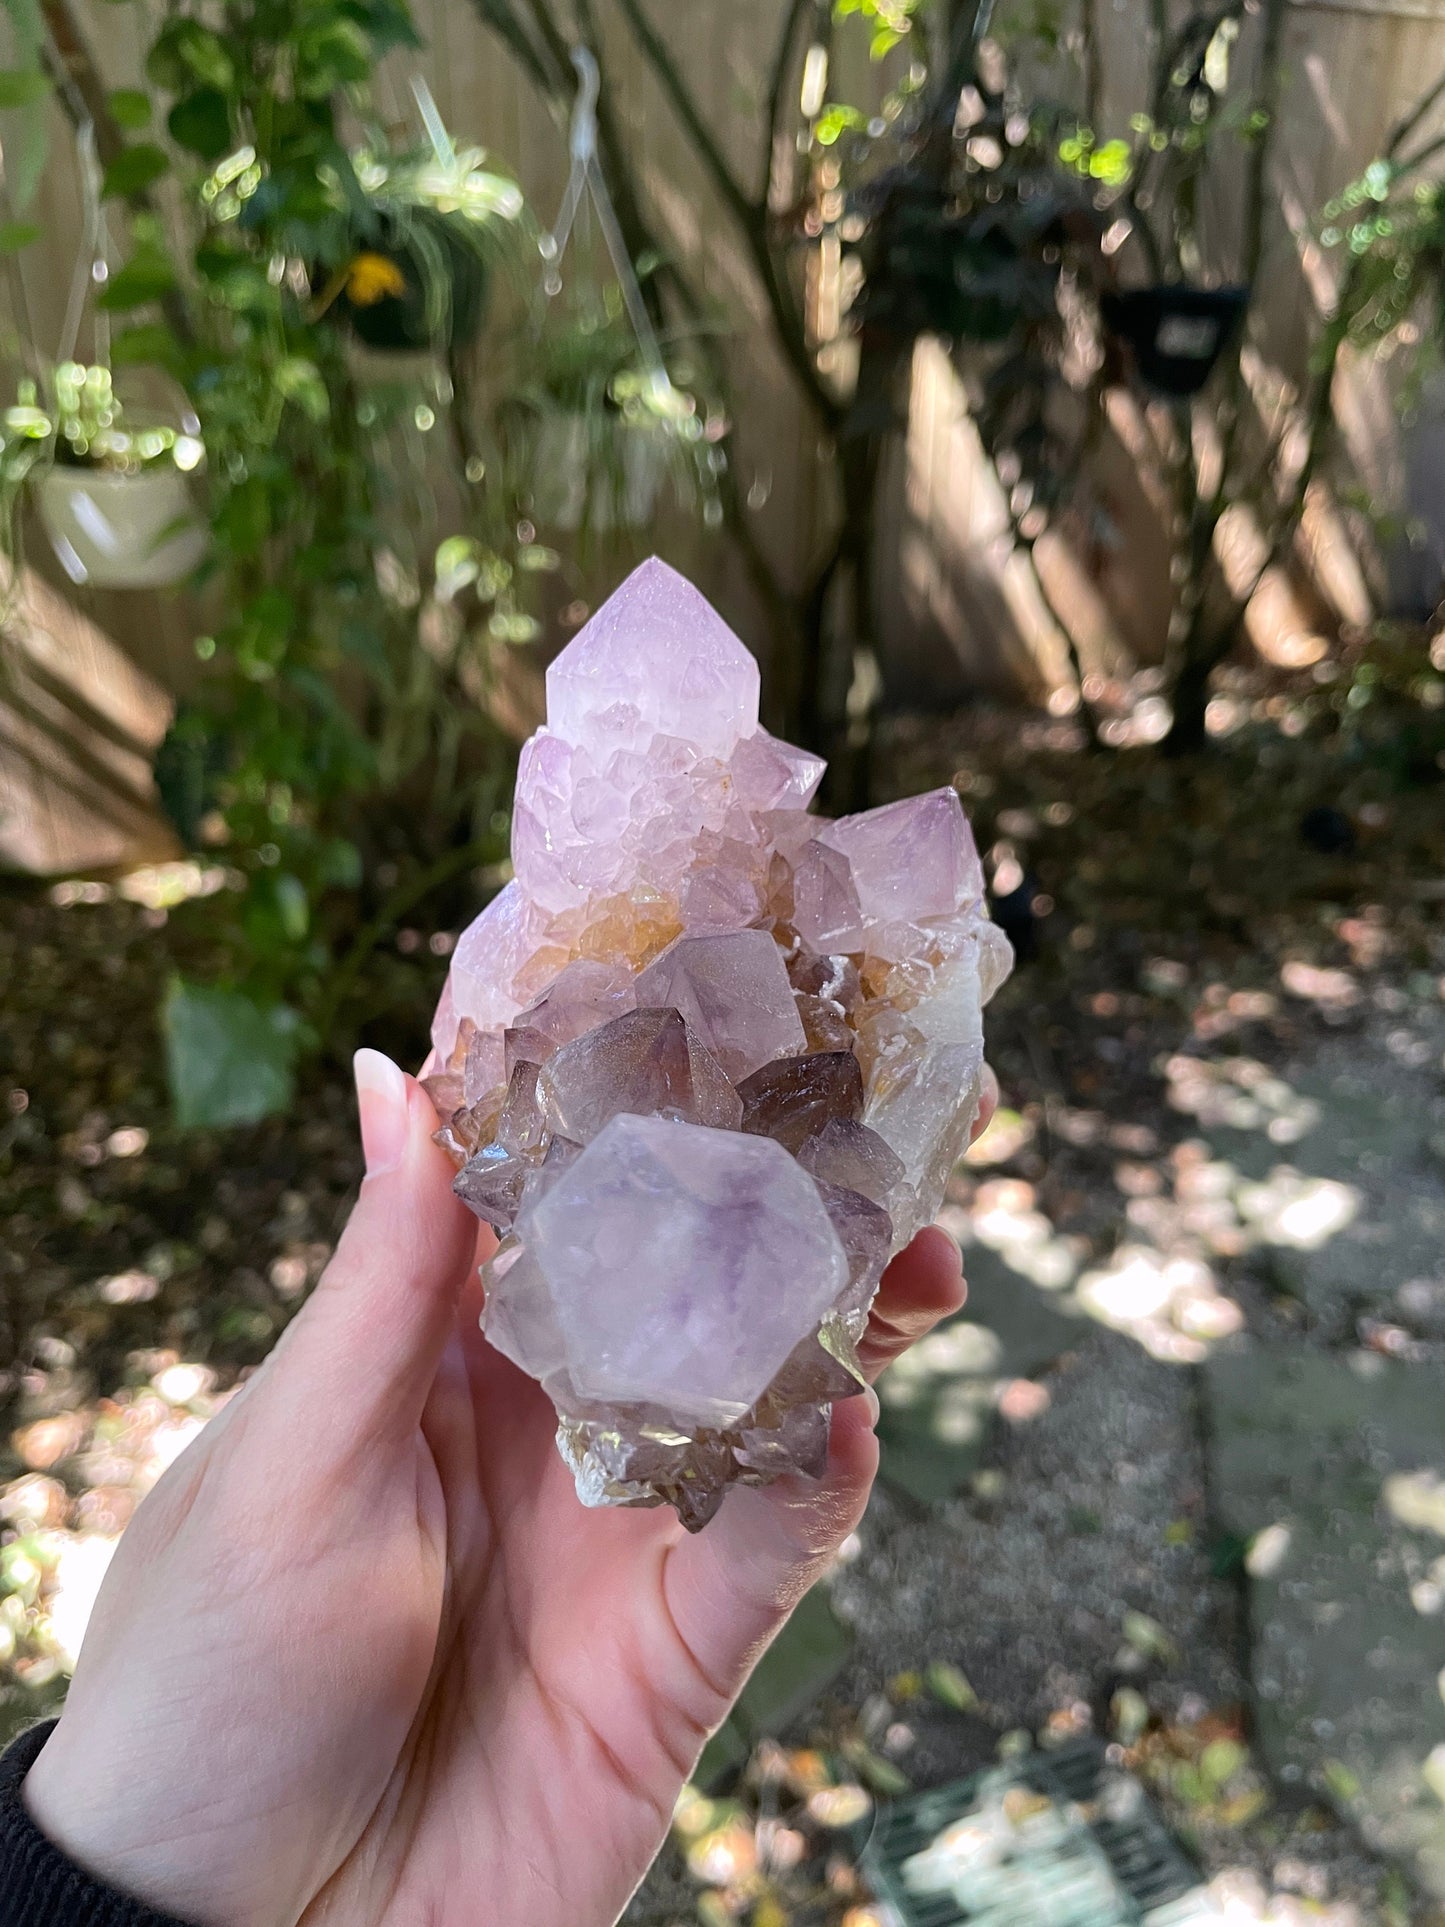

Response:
(434, 881), (548, 1061)
(427, 559), (1009, 1528)
(546, 557), (760, 761)
(729, 727), (825, 812)
(819, 786), (984, 936)
(538, 1005), (742, 1142)
(791, 840), (865, 953)
(513, 960), (636, 1054)
(737, 1050), (866, 1153)
(797, 1115), (907, 1211)
(635, 929), (806, 1081)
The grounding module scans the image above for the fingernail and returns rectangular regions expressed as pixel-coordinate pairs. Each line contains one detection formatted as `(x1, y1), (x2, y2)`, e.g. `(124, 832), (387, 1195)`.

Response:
(354, 1049), (409, 1176)
(862, 1385), (881, 1427)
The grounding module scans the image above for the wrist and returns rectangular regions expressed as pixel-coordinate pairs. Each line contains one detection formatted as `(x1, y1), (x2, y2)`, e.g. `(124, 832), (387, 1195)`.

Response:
(21, 1720), (202, 1925)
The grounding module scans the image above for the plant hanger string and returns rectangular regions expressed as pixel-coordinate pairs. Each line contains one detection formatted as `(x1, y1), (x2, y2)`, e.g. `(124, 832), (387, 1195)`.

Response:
(540, 47), (672, 402)
(57, 117), (110, 373)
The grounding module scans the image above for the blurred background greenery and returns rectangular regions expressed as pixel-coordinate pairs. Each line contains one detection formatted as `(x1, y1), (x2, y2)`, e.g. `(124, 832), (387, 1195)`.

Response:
(2, 1), (1445, 1921)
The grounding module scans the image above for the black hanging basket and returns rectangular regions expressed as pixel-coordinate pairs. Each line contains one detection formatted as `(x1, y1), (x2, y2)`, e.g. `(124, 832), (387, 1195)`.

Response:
(329, 213), (491, 355)
(1101, 284), (1249, 398)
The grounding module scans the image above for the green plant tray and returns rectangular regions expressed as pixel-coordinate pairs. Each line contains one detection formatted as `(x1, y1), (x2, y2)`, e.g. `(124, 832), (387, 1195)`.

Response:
(861, 1739), (1205, 1927)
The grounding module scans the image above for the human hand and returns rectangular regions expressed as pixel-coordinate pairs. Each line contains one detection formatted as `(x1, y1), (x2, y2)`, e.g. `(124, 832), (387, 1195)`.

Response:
(24, 1052), (997, 1927)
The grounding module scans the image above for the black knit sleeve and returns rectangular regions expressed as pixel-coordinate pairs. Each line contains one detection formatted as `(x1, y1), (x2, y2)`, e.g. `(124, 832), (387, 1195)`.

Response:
(0, 1722), (198, 1927)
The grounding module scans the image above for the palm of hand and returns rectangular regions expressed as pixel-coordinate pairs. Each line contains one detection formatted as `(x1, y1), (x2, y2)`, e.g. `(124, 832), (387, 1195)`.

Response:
(26, 1071), (982, 1927)
(308, 1323), (736, 1927)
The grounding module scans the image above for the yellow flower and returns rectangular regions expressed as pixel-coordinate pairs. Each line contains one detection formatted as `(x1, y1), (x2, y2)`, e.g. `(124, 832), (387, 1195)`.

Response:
(345, 251), (407, 306)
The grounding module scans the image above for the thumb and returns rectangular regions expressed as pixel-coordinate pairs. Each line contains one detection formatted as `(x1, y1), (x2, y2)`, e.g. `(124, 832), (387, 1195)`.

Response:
(275, 1049), (478, 1439)
(659, 1395), (880, 1709)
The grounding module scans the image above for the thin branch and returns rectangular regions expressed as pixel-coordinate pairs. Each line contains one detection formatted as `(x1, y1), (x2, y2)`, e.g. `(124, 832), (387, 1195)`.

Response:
(38, 0), (126, 172)
(611, 0), (756, 230)
(466, 0), (555, 90)
(1197, 0), (1287, 531)
(1081, 0), (1102, 132)
(521, 0), (582, 91)
(612, 0), (840, 430)
(762, 0), (811, 207)
(1264, 52), (1445, 567)
(928, 0), (989, 135)
(1385, 68), (1445, 161)
(1239, 0), (1288, 290)
(1394, 127), (1445, 183)
(39, 0), (196, 349)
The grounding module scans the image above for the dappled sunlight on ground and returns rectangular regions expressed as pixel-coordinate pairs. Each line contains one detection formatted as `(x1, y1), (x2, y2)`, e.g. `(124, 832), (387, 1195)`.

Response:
(0, 1361), (232, 1695)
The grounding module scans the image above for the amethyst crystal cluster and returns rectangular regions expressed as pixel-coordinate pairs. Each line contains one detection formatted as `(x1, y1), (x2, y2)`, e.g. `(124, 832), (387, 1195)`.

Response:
(427, 559), (1010, 1528)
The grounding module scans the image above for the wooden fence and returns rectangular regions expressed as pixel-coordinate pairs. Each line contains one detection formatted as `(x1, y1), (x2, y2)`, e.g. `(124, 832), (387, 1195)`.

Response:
(6, 0), (1445, 715)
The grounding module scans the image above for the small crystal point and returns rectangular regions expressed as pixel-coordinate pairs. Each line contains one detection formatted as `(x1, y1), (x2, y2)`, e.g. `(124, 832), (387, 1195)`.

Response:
(454, 1141), (531, 1234)
(729, 727), (825, 811)
(819, 786), (984, 936)
(546, 558), (761, 762)
(523, 1113), (849, 1423)
(797, 1115), (907, 1210)
(792, 840), (865, 953)
(736, 1049), (866, 1153)
(436, 881), (548, 1060)
(635, 929), (806, 1082)
(538, 1005), (742, 1142)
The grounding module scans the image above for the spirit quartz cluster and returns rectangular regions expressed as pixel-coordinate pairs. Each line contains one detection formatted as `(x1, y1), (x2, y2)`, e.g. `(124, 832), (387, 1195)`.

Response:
(426, 559), (1010, 1528)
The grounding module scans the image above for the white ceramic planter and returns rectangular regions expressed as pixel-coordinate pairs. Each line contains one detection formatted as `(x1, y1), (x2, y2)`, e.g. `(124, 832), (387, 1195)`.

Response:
(38, 467), (208, 590)
(531, 414), (669, 533)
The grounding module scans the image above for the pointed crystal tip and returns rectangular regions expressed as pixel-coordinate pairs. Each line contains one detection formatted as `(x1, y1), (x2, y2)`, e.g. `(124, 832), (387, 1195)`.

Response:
(545, 557), (761, 761)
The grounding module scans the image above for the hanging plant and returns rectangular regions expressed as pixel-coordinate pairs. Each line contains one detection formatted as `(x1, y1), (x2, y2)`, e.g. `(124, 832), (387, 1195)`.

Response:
(510, 303), (720, 538)
(1100, 284), (1250, 398)
(0, 386), (49, 573)
(31, 361), (208, 589)
(507, 51), (723, 544)
(313, 92), (525, 356)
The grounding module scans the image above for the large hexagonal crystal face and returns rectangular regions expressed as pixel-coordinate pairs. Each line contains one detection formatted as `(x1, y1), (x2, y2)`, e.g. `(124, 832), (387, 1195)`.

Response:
(521, 1114), (848, 1425)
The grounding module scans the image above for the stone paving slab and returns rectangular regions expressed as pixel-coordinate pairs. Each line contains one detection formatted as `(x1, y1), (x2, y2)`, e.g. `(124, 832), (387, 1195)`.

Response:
(876, 1242), (1084, 1501)
(1204, 1345), (1445, 1896)
(1188, 1033), (1445, 1329)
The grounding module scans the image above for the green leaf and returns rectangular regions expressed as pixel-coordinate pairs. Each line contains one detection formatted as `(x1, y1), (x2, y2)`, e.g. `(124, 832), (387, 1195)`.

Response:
(925, 1661), (979, 1712)
(1087, 138), (1132, 187)
(295, 18), (371, 97)
(321, 838), (362, 890)
(101, 141), (170, 200)
(813, 101), (865, 147)
(167, 88), (231, 160)
(146, 19), (233, 93)
(109, 87), (152, 130)
(274, 356), (330, 424)
(273, 874), (309, 942)
(1200, 1737), (1248, 1788)
(0, 69), (50, 110)
(1321, 1758), (1361, 1804)
(110, 321), (183, 372)
(1122, 1609), (1179, 1663)
(163, 980), (299, 1131)
(0, 220), (40, 252)
(97, 250), (177, 310)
